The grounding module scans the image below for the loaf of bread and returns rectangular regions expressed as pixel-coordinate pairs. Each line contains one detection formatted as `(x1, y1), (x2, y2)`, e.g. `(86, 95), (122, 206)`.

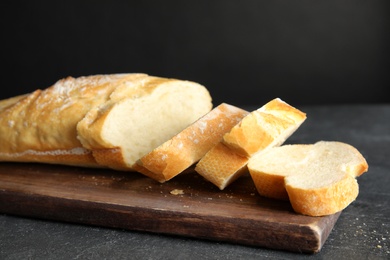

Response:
(0, 74), (369, 217)
(0, 73), (212, 169)
(134, 103), (249, 182)
(247, 141), (369, 216)
(195, 98), (307, 190)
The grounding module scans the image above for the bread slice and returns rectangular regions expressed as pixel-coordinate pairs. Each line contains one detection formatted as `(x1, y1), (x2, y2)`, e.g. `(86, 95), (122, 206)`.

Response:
(247, 141), (369, 216)
(195, 98), (307, 190)
(134, 103), (249, 182)
(0, 74), (212, 169)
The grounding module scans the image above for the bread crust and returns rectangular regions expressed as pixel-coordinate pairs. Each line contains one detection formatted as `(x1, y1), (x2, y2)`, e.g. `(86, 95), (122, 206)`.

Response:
(0, 148), (98, 167)
(91, 148), (130, 171)
(194, 143), (249, 190)
(223, 98), (307, 157)
(250, 170), (289, 201)
(135, 103), (249, 182)
(285, 174), (359, 216)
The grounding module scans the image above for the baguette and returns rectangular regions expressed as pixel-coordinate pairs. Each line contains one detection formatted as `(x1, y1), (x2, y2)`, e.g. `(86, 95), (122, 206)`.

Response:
(134, 103), (249, 182)
(195, 98), (306, 190)
(0, 74), (212, 169)
(247, 141), (369, 216)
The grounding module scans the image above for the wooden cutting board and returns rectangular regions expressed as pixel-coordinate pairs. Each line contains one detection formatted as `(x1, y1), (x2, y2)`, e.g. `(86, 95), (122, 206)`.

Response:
(0, 162), (340, 253)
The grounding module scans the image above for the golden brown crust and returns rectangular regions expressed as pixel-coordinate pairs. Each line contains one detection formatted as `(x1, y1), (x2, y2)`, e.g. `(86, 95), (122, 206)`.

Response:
(135, 103), (249, 182)
(250, 171), (289, 201)
(0, 93), (29, 111)
(195, 143), (249, 190)
(223, 98), (307, 157)
(286, 174), (359, 216)
(91, 148), (130, 171)
(0, 148), (98, 167)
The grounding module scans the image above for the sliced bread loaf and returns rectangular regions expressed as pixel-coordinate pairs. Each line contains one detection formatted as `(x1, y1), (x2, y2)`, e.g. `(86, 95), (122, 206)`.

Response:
(247, 141), (369, 216)
(195, 98), (307, 190)
(0, 74), (212, 169)
(134, 103), (249, 182)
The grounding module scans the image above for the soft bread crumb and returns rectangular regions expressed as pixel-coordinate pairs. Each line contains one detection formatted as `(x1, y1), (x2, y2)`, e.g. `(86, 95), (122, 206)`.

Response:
(170, 189), (184, 195)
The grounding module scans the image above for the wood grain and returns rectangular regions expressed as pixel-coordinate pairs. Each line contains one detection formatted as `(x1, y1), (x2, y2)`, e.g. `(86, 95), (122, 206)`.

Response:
(0, 162), (340, 253)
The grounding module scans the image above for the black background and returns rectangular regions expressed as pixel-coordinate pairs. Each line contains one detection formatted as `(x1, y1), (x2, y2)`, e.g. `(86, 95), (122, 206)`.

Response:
(1, 1), (389, 106)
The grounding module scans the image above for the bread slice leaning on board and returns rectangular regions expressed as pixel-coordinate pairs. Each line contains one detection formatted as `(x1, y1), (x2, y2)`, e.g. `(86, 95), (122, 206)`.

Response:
(195, 98), (307, 190)
(134, 103), (249, 183)
(0, 73), (212, 169)
(247, 141), (369, 216)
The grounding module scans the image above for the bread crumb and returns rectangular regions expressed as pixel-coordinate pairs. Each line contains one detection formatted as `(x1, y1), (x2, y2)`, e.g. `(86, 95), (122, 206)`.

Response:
(170, 189), (184, 195)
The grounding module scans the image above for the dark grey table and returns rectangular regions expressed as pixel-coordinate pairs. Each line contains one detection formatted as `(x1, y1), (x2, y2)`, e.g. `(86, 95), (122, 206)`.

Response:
(1, 104), (389, 259)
